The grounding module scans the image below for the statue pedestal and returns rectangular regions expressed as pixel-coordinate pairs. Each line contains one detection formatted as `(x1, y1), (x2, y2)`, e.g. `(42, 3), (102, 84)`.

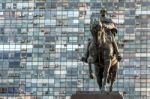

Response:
(71, 91), (124, 99)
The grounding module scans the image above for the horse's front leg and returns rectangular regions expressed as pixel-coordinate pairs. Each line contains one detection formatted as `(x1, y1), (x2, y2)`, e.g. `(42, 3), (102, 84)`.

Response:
(89, 63), (93, 79)
(95, 65), (103, 91)
(109, 63), (118, 92)
(101, 58), (111, 92)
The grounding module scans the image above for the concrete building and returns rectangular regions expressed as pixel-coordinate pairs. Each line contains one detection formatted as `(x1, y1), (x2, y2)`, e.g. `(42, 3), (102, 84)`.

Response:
(0, 0), (149, 99)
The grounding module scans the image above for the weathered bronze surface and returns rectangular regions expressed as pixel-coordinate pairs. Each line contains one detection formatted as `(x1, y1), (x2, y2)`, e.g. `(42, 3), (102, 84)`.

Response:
(81, 8), (122, 92)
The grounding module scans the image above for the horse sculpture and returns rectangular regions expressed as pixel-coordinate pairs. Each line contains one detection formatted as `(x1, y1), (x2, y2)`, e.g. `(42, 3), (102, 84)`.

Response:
(87, 21), (119, 92)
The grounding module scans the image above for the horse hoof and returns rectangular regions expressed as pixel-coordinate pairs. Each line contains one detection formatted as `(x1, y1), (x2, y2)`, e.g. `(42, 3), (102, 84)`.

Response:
(100, 90), (110, 95)
(100, 90), (106, 94)
(109, 87), (113, 92)
(100, 86), (107, 93)
(100, 88), (105, 93)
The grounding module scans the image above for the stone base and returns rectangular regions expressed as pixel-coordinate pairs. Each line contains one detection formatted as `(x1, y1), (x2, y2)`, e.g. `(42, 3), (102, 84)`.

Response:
(71, 91), (124, 99)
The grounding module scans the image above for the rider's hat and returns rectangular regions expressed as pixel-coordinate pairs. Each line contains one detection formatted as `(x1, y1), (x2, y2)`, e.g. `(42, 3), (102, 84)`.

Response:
(100, 8), (107, 14)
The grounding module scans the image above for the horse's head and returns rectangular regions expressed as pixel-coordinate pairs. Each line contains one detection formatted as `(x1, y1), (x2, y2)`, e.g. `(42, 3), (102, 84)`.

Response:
(90, 21), (106, 45)
(98, 22), (107, 45)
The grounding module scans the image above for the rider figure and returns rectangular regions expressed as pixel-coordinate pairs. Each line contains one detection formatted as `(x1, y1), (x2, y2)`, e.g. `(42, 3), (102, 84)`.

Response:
(81, 8), (122, 62)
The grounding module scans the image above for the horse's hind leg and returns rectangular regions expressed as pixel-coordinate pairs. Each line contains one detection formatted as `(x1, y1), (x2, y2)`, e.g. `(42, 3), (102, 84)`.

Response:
(109, 63), (118, 92)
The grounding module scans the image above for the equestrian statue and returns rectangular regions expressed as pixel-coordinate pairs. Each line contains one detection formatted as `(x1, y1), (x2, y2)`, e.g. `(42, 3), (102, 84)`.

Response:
(81, 8), (122, 92)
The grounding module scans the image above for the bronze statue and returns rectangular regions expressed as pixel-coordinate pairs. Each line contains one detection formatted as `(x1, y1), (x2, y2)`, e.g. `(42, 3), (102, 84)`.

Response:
(81, 8), (122, 92)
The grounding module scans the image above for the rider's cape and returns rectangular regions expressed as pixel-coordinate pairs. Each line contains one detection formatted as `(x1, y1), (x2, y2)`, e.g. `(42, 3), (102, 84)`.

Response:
(100, 17), (118, 36)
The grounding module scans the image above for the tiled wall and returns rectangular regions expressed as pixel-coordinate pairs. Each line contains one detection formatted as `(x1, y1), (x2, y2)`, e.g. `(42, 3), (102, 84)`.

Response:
(0, 0), (150, 99)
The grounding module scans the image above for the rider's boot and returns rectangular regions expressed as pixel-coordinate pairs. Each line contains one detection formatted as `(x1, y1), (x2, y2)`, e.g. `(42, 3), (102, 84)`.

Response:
(114, 43), (121, 61)
(116, 51), (122, 62)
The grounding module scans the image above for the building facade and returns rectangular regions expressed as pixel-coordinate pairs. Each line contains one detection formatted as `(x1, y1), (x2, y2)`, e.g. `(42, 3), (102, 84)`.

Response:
(0, 0), (149, 99)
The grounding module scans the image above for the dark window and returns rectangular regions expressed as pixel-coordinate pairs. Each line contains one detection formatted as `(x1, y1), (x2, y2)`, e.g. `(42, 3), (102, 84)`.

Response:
(2, 3), (6, 9)
(3, 53), (8, 59)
